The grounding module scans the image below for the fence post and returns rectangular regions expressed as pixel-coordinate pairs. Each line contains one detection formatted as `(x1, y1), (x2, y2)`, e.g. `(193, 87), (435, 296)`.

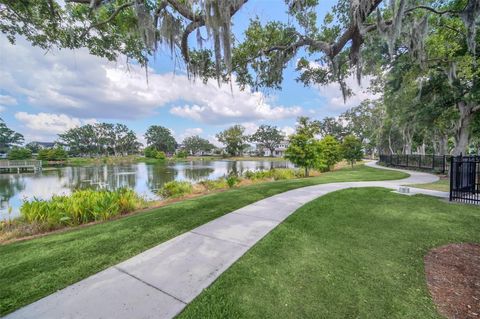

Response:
(449, 155), (454, 201)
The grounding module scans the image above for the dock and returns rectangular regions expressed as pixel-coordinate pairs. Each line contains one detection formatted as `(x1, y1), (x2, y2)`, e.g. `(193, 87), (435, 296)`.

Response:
(0, 160), (42, 173)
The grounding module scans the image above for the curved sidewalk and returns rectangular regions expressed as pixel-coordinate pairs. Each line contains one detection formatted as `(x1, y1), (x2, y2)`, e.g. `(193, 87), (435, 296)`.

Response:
(5, 162), (448, 319)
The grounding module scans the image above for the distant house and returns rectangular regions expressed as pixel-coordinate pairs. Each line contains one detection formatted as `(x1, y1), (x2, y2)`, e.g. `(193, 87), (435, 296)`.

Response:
(30, 142), (56, 149)
(257, 140), (289, 158)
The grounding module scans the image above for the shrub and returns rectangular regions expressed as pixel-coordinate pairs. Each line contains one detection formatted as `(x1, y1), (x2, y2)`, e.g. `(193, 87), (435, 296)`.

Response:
(159, 181), (193, 198)
(176, 150), (188, 159)
(156, 151), (167, 160)
(144, 146), (157, 158)
(226, 174), (239, 188)
(7, 147), (32, 160)
(37, 147), (68, 161)
(20, 188), (143, 228)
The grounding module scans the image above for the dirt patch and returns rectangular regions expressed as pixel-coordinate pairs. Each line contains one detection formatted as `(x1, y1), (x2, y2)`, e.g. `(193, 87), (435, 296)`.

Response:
(425, 243), (480, 318)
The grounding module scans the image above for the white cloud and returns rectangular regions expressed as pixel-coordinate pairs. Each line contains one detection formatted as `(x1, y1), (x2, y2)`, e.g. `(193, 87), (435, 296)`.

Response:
(14, 112), (96, 142)
(0, 106), (4, 113)
(0, 37), (301, 123)
(240, 122), (259, 135)
(176, 127), (203, 142)
(0, 95), (17, 108)
(281, 126), (295, 137)
(170, 89), (302, 124)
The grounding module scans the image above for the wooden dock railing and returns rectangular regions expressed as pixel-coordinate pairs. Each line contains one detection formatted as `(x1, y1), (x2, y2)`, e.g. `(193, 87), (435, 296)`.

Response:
(0, 160), (42, 172)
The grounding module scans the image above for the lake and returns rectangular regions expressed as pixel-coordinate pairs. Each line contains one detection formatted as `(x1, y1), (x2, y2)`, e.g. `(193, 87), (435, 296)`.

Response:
(0, 159), (292, 220)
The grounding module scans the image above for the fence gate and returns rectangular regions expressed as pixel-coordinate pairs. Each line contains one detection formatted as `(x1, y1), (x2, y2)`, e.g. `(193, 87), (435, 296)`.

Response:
(450, 155), (480, 204)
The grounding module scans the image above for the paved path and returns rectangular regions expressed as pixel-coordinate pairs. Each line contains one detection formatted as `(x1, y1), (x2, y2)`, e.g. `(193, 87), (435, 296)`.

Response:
(5, 162), (448, 319)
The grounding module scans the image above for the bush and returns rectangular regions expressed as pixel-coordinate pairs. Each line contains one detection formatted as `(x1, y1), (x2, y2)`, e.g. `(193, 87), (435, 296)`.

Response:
(176, 150), (188, 159)
(159, 181), (193, 198)
(156, 151), (167, 160)
(7, 147), (32, 160)
(37, 147), (68, 161)
(226, 173), (240, 188)
(20, 188), (143, 228)
(144, 146), (157, 158)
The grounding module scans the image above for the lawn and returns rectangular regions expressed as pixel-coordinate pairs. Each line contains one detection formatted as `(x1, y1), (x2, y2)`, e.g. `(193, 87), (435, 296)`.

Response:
(179, 188), (480, 319)
(407, 177), (450, 192)
(0, 165), (407, 316)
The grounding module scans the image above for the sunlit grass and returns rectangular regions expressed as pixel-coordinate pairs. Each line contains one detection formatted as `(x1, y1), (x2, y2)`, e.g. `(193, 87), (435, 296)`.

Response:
(0, 164), (407, 316)
(179, 188), (479, 319)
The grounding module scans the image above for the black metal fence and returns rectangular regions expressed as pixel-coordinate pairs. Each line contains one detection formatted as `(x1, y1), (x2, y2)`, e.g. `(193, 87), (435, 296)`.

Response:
(379, 154), (450, 174)
(449, 155), (480, 204)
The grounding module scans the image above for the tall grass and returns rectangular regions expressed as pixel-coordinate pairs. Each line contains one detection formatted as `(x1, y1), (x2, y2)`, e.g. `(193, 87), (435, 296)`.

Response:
(244, 168), (305, 180)
(159, 181), (193, 198)
(20, 189), (143, 229)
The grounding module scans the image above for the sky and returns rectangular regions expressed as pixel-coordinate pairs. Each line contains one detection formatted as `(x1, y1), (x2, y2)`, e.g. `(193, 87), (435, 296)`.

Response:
(0, 0), (376, 146)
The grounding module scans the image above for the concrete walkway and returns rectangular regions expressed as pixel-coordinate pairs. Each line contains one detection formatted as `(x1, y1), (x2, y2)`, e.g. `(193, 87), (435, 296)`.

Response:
(5, 162), (448, 319)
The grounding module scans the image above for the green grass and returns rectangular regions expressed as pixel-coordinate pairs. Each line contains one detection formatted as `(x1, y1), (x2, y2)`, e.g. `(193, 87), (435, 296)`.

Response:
(407, 178), (450, 192)
(179, 188), (480, 319)
(0, 165), (407, 316)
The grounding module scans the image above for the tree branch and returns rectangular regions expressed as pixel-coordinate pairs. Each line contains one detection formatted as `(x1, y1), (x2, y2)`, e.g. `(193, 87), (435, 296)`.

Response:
(405, 5), (461, 16)
(81, 1), (134, 37)
(180, 0), (248, 62)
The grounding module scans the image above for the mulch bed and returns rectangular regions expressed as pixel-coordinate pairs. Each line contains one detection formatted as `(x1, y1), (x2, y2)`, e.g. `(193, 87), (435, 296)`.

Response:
(425, 243), (480, 318)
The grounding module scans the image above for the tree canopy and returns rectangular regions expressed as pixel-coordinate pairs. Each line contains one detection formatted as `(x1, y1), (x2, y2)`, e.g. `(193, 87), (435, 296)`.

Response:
(2, 0), (480, 155)
(216, 125), (249, 156)
(0, 118), (24, 152)
(182, 135), (214, 155)
(249, 125), (285, 156)
(59, 122), (140, 156)
(144, 125), (177, 153)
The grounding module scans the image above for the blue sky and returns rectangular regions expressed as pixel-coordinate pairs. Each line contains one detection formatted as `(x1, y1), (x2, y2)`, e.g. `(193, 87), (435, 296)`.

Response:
(0, 0), (375, 146)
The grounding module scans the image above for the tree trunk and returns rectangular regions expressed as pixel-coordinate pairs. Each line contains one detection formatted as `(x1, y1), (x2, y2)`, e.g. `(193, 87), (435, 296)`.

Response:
(438, 134), (449, 155)
(402, 127), (412, 155)
(269, 147), (275, 157)
(452, 101), (476, 155)
(304, 167), (309, 177)
(388, 128), (394, 155)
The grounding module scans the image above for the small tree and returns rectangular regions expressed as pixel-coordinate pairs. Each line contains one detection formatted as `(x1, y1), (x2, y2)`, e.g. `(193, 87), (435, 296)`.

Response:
(341, 135), (363, 168)
(216, 125), (249, 156)
(7, 147), (32, 160)
(318, 135), (342, 171)
(285, 117), (322, 177)
(250, 125), (284, 156)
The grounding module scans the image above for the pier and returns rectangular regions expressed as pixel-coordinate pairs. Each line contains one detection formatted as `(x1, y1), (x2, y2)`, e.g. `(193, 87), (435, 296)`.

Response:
(0, 160), (42, 173)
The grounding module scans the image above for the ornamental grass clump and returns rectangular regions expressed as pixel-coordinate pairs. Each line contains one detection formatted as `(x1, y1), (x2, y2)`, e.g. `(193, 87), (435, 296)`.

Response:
(159, 181), (193, 198)
(20, 188), (143, 229)
(199, 179), (228, 191)
(270, 169), (297, 180)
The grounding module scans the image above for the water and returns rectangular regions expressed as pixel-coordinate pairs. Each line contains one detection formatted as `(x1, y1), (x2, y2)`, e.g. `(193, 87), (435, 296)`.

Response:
(0, 160), (292, 220)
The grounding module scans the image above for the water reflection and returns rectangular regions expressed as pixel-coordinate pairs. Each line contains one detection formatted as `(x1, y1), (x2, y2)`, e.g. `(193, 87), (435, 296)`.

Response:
(0, 160), (292, 220)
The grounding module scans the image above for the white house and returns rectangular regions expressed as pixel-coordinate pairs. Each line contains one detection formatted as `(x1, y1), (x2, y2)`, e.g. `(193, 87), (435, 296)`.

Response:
(257, 140), (289, 158)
